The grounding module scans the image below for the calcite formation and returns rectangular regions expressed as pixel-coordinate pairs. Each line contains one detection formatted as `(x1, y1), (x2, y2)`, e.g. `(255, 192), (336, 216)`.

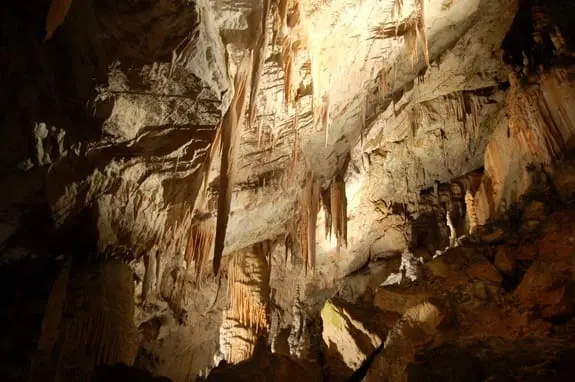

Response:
(2, 0), (575, 381)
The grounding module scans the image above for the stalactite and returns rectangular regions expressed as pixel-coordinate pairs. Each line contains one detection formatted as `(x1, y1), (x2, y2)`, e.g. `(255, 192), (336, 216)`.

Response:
(278, 0), (289, 35)
(506, 69), (575, 165)
(300, 175), (320, 272)
(202, 121), (222, 194)
(361, 96), (367, 150)
(220, 248), (270, 363)
(321, 188), (332, 240)
(322, 94), (330, 145)
(460, 93), (480, 140)
(290, 104), (300, 182)
(470, 67), (575, 226)
(227, 249), (270, 333)
(54, 260), (138, 381)
(373, 0), (429, 68)
(257, 118), (263, 148)
(392, 0), (404, 18)
(213, 52), (254, 275)
(185, 218), (216, 282)
(379, 71), (390, 96)
(403, 19), (419, 69)
(417, 0), (430, 67)
(248, 0), (271, 129)
(282, 37), (294, 106)
(284, 233), (293, 264)
(44, 0), (73, 41)
(471, 97), (479, 139)
(330, 180), (348, 250)
(176, 117), (222, 284)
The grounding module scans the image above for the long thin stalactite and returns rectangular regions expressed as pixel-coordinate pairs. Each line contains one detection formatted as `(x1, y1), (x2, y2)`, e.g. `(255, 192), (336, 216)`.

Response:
(321, 188), (332, 240)
(371, 0), (429, 68)
(213, 52), (254, 275)
(330, 179), (348, 250)
(248, 0), (271, 129)
(45, 0), (73, 41)
(300, 175), (320, 272)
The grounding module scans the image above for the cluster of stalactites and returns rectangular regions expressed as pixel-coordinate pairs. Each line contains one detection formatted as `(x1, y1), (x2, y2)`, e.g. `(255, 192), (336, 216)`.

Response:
(300, 174), (349, 272)
(184, 218), (215, 282)
(219, 248), (270, 363)
(227, 251), (270, 333)
(321, 179), (349, 250)
(274, 0), (302, 108)
(330, 179), (348, 250)
(372, 0), (430, 68)
(32, 259), (139, 382)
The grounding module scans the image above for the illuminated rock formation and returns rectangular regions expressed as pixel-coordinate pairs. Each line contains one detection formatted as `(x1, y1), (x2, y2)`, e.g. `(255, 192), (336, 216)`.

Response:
(219, 248), (270, 363)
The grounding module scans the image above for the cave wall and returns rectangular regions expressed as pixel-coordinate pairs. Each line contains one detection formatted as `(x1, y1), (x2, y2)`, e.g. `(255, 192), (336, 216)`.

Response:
(2, 0), (575, 381)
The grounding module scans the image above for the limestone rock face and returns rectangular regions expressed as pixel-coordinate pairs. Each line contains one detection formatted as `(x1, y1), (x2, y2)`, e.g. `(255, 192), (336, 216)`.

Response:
(553, 156), (575, 203)
(374, 287), (433, 315)
(494, 246), (516, 275)
(2, 0), (575, 380)
(320, 298), (383, 379)
(424, 247), (502, 288)
(514, 210), (575, 319)
(364, 301), (446, 382)
(408, 339), (575, 382)
(205, 354), (322, 382)
(516, 259), (574, 318)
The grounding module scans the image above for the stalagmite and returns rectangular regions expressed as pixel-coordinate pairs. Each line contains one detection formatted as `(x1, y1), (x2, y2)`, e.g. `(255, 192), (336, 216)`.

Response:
(218, 313), (259, 365)
(465, 188), (478, 234)
(288, 286), (309, 358)
(446, 208), (457, 248)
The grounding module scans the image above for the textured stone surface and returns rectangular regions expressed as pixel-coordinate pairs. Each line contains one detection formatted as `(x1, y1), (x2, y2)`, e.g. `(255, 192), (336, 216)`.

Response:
(364, 301), (446, 382)
(494, 246), (516, 275)
(205, 353), (322, 382)
(2, 0), (575, 381)
(321, 298), (382, 379)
